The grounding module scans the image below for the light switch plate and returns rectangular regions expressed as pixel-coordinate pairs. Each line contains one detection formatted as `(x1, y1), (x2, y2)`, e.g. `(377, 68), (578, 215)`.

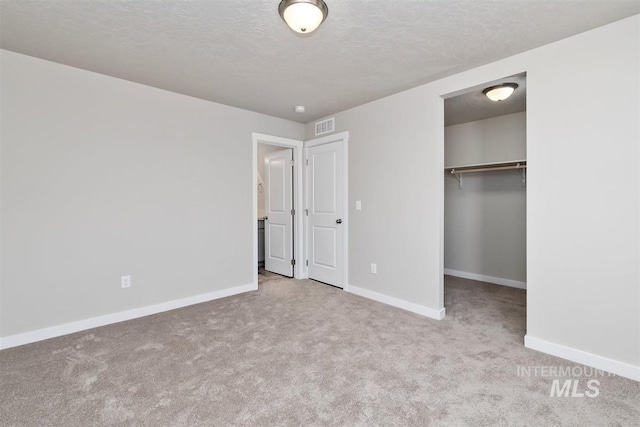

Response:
(356, 201), (362, 211)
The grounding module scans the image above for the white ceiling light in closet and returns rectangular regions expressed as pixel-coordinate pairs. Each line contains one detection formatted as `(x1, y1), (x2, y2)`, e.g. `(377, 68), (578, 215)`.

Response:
(483, 83), (519, 102)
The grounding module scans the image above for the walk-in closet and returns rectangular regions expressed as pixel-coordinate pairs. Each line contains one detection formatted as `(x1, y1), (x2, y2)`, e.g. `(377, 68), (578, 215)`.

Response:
(443, 73), (527, 340)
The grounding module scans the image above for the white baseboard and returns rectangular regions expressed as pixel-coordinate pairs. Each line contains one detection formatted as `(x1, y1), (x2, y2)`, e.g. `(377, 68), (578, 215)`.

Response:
(346, 284), (445, 320)
(0, 283), (257, 351)
(524, 335), (640, 382)
(444, 268), (526, 289)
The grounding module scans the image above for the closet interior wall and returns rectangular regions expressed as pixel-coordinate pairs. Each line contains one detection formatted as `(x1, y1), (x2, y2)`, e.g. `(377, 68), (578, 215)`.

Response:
(444, 111), (527, 287)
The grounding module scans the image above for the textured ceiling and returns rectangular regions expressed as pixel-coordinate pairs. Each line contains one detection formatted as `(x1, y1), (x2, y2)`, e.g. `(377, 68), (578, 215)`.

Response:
(445, 73), (527, 127)
(1, 1), (638, 123)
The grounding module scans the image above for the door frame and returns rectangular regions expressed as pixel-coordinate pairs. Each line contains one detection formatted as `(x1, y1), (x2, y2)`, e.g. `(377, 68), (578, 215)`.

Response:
(304, 131), (349, 288)
(252, 133), (304, 288)
(438, 71), (528, 321)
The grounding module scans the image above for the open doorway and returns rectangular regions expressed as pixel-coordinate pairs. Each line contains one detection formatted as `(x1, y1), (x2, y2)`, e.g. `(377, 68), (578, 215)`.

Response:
(258, 144), (293, 282)
(252, 133), (304, 289)
(442, 73), (527, 343)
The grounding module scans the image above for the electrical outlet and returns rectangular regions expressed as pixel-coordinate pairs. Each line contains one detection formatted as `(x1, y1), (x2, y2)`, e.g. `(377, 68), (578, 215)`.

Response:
(355, 201), (362, 210)
(121, 275), (131, 289)
(370, 263), (377, 274)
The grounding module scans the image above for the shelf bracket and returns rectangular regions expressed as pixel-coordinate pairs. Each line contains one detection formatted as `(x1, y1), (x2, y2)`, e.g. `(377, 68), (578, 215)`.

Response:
(521, 167), (526, 187)
(453, 172), (463, 190)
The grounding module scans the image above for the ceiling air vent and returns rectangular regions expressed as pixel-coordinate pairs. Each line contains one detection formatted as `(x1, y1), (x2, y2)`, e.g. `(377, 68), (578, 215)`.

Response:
(315, 117), (335, 136)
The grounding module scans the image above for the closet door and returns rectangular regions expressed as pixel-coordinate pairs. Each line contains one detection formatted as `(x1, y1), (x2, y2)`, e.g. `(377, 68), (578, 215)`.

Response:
(307, 141), (345, 288)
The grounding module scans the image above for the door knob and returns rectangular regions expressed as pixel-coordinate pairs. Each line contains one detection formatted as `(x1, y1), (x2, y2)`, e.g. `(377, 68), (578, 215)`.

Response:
(336, 219), (342, 224)
(264, 216), (268, 221)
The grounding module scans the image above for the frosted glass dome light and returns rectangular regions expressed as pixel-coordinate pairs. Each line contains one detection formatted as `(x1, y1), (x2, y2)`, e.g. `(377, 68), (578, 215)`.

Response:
(483, 83), (519, 101)
(279, 0), (329, 34)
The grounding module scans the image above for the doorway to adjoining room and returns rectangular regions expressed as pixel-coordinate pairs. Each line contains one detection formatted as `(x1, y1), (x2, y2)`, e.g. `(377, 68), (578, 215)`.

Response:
(257, 143), (294, 283)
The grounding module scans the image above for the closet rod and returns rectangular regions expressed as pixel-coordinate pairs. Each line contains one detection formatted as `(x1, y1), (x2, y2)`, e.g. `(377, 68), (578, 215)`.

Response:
(450, 164), (526, 174)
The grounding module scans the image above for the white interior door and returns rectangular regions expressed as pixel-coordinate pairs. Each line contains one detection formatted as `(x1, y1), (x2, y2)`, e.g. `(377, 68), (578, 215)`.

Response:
(265, 148), (294, 277)
(307, 141), (344, 287)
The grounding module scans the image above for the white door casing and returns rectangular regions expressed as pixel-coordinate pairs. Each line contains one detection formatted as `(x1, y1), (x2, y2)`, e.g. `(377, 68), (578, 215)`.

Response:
(265, 148), (294, 277)
(307, 140), (345, 287)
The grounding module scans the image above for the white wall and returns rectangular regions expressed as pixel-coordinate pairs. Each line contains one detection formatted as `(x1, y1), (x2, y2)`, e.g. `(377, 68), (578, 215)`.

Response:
(0, 50), (304, 338)
(523, 18), (639, 374)
(445, 112), (527, 284)
(306, 16), (639, 376)
(307, 88), (439, 308)
(445, 112), (526, 167)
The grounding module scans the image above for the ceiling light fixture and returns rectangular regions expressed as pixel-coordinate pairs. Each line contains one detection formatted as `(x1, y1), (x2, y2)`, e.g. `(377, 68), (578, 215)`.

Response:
(279, 0), (329, 34)
(294, 105), (306, 113)
(483, 83), (519, 102)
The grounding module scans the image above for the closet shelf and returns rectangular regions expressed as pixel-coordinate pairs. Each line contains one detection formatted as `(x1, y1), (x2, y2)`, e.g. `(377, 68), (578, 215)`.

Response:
(445, 160), (527, 189)
(445, 159), (526, 174)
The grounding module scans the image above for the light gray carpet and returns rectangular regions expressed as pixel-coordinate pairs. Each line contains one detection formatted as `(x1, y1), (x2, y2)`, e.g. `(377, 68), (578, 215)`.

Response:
(1, 276), (639, 426)
(257, 267), (288, 285)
